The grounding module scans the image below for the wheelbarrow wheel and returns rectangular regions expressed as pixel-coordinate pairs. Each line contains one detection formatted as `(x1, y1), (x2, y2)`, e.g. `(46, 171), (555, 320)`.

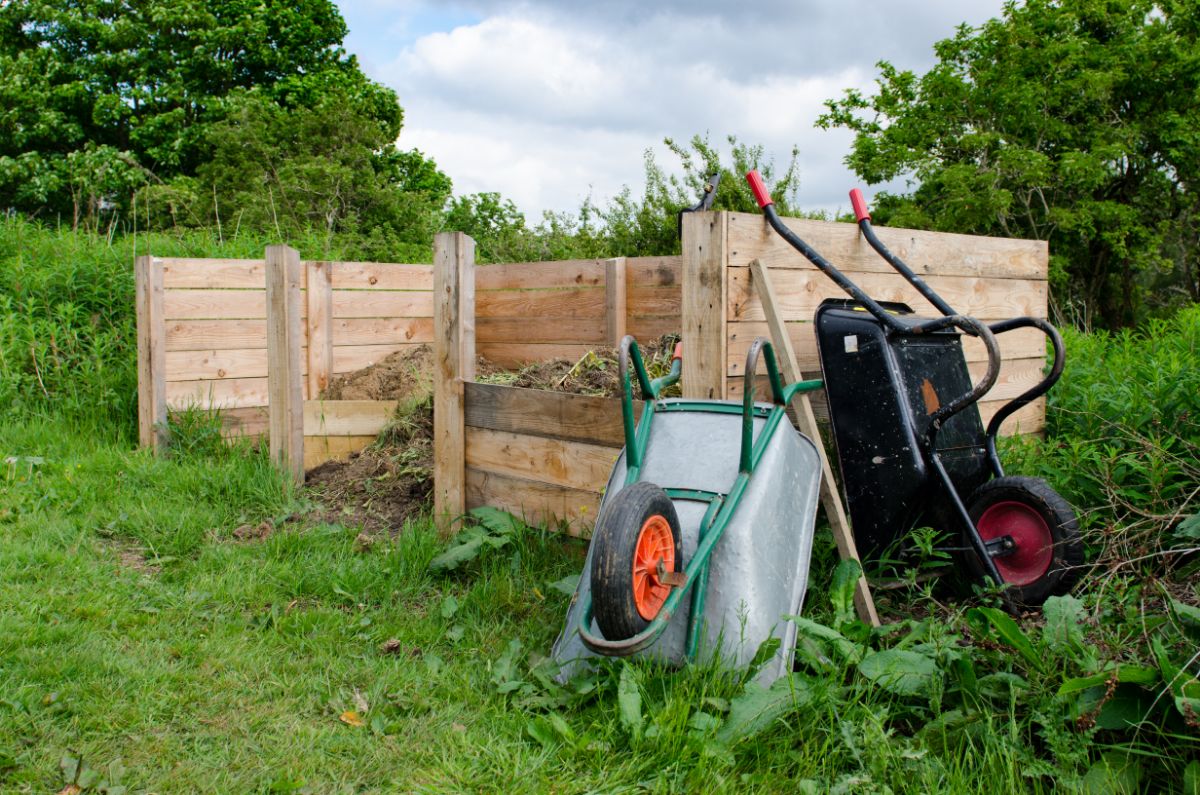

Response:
(590, 481), (683, 641)
(961, 476), (1084, 608)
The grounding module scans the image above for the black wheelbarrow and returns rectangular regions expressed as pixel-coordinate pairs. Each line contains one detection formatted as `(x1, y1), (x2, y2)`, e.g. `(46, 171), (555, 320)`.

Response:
(746, 171), (1083, 608)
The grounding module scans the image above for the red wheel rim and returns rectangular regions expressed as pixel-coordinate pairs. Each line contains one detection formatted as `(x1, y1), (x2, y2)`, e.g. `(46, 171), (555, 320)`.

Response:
(976, 500), (1054, 586)
(632, 515), (675, 620)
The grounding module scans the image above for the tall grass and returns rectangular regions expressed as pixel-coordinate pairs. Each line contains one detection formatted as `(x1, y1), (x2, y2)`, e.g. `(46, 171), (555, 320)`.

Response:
(0, 218), (371, 441)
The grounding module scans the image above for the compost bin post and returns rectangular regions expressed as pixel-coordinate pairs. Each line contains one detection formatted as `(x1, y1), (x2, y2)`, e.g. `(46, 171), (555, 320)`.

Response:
(681, 212), (728, 399)
(266, 244), (305, 484)
(605, 256), (628, 347)
(305, 259), (334, 399)
(749, 258), (881, 627)
(135, 254), (167, 450)
(433, 232), (477, 534)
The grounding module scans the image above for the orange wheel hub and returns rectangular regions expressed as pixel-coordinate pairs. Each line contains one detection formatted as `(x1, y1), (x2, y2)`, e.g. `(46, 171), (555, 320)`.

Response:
(632, 514), (675, 620)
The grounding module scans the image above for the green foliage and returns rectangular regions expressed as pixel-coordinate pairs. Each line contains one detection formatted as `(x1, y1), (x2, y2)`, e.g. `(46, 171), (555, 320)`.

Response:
(820, 0), (1200, 326)
(1003, 307), (1200, 565)
(0, 0), (398, 223)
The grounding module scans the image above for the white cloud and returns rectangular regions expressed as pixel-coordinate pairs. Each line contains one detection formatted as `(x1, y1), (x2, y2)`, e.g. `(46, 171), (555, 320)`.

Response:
(340, 0), (1006, 216)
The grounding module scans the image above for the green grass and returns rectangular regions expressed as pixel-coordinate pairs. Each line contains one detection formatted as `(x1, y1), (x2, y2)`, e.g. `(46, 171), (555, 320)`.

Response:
(2, 417), (1197, 794)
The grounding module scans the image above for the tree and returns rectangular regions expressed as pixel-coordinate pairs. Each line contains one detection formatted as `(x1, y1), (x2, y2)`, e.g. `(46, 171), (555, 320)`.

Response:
(819, 0), (1200, 327)
(0, 0), (401, 223)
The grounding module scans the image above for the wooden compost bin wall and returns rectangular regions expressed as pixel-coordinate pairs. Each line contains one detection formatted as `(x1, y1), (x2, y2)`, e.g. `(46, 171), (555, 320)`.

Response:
(136, 253), (435, 462)
(682, 212), (1050, 434)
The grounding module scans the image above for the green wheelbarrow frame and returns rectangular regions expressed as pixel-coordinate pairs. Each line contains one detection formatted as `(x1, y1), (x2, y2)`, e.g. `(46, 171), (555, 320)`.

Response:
(575, 335), (823, 660)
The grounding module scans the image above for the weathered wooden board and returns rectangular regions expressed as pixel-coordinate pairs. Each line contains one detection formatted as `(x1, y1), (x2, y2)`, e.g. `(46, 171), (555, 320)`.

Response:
(465, 468), (600, 535)
(303, 400), (399, 436)
(725, 211), (1047, 279)
(727, 322), (1044, 375)
(477, 259), (607, 290)
(477, 316), (607, 345)
(164, 319), (268, 351)
(681, 212), (727, 399)
(161, 258), (266, 289)
(465, 382), (634, 447)
(329, 262), (433, 291)
(476, 286), (605, 319)
(331, 290), (432, 319)
(165, 347), (307, 381)
(302, 435), (378, 469)
(167, 376), (269, 410)
(331, 317), (434, 347)
(163, 289), (278, 320)
(727, 267), (1048, 323)
(465, 427), (619, 493)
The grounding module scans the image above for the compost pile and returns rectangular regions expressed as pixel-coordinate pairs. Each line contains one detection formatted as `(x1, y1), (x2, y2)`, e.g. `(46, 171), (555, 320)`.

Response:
(303, 335), (680, 532)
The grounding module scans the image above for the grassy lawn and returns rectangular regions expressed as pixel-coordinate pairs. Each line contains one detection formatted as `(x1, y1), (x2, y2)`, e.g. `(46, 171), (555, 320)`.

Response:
(0, 418), (1108, 794)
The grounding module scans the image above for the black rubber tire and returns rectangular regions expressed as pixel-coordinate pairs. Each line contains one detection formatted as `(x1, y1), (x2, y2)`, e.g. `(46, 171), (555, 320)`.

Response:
(590, 481), (682, 641)
(961, 476), (1084, 608)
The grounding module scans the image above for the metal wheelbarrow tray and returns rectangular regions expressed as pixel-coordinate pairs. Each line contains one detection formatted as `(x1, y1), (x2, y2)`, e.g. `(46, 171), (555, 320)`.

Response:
(552, 338), (823, 686)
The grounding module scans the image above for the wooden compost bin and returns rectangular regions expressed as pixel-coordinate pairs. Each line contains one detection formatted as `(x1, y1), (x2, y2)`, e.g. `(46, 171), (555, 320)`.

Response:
(137, 211), (1050, 535)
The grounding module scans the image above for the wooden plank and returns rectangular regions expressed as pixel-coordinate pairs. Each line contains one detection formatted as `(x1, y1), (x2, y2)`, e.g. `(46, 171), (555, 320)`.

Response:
(266, 245), (305, 484)
(433, 232), (476, 532)
(465, 427), (619, 493)
(331, 290), (433, 319)
(167, 376), (269, 410)
(466, 468), (600, 536)
(727, 321), (1044, 375)
(476, 259), (606, 290)
(303, 435), (377, 469)
(328, 261), (433, 290)
(626, 285), (681, 318)
(476, 343), (600, 369)
(165, 348), (306, 382)
(163, 289), (271, 320)
(727, 267), (1048, 323)
(605, 257), (628, 347)
(217, 406), (270, 438)
(476, 286), (604, 319)
(303, 400), (399, 436)
(464, 382), (634, 447)
(751, 259), (879, 627)
(628, 316), (682, 342)
(135, 255), (167, 449)
(477, 316), (607, 345)
(160, 258), (266, 289)
(331, 317), (434, 347)
(726, 211), (1048, 279)
(165, 319), (268, 351)
(681, 211), (727, 399)
(306, 260), (334, 399)
(627, 257), (681, 287)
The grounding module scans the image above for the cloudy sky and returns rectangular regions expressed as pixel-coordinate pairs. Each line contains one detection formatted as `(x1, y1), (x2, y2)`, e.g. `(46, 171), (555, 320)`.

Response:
(333, 0), (1007, 218)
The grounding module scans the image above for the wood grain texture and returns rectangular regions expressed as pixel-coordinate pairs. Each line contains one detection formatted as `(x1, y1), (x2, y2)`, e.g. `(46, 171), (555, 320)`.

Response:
(303, 399), (399, 436)
(433, 232), (476, 531)
(160, 258), (266, 288)
(464, 382), (633, 447)
(727, 267), (1048, 323)
(465, 427), (619, 493)
(476, 286), (604, 319)
(627, 256), (681, 287)
(218, 406), (270, 438)
(726, 211), (1047, 279)
(328, 261), (433, 290)
(476, 317), (607, 345)
(605, 257), (628, 347)
(305, 260), (334, 399)
(166, 376), (269, 410)
(266, 245), (304, 483)
(163, 289), (274, 320)
(476, 259), (606, 290)
(681, 211), (727, 399)
(135, 255), (167, 449)
(727, 322), (1044, 375)
(331, 290), (433, 319)
(165, 319), (268, 351)
(750, 259), (879, 627)
(331, 317), (434, 347)
(165, 347), (306, 382)
(466, 468), (600, 537)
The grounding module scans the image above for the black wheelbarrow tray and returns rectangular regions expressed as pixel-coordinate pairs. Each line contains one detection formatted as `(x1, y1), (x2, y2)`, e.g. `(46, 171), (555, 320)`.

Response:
(551, 336), (824, 686)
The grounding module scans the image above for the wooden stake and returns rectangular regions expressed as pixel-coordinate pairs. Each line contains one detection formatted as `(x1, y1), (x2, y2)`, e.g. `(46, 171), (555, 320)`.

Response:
(433, 232), (476, 534)
(750, 258), (880, 627)
(605, 256), (628, 347)
(135, 255), (167, 450)
(266, 245), (304, 484)
(305, 259), (334, 399)
(681, 212), (727, 399)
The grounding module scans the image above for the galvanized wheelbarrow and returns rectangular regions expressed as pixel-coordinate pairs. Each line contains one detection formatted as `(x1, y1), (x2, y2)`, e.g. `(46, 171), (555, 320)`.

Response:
(551, 336), (824, 685)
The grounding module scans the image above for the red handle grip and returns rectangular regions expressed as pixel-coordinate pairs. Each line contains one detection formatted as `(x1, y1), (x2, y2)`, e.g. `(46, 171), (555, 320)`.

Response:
(745, 170), (773, 208)
(672, 342), (683, 361)
(849, 188), (871, 222)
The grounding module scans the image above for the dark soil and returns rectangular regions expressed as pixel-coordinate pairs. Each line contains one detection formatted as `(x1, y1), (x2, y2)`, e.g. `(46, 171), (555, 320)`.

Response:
(303, 335), (681, 533)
